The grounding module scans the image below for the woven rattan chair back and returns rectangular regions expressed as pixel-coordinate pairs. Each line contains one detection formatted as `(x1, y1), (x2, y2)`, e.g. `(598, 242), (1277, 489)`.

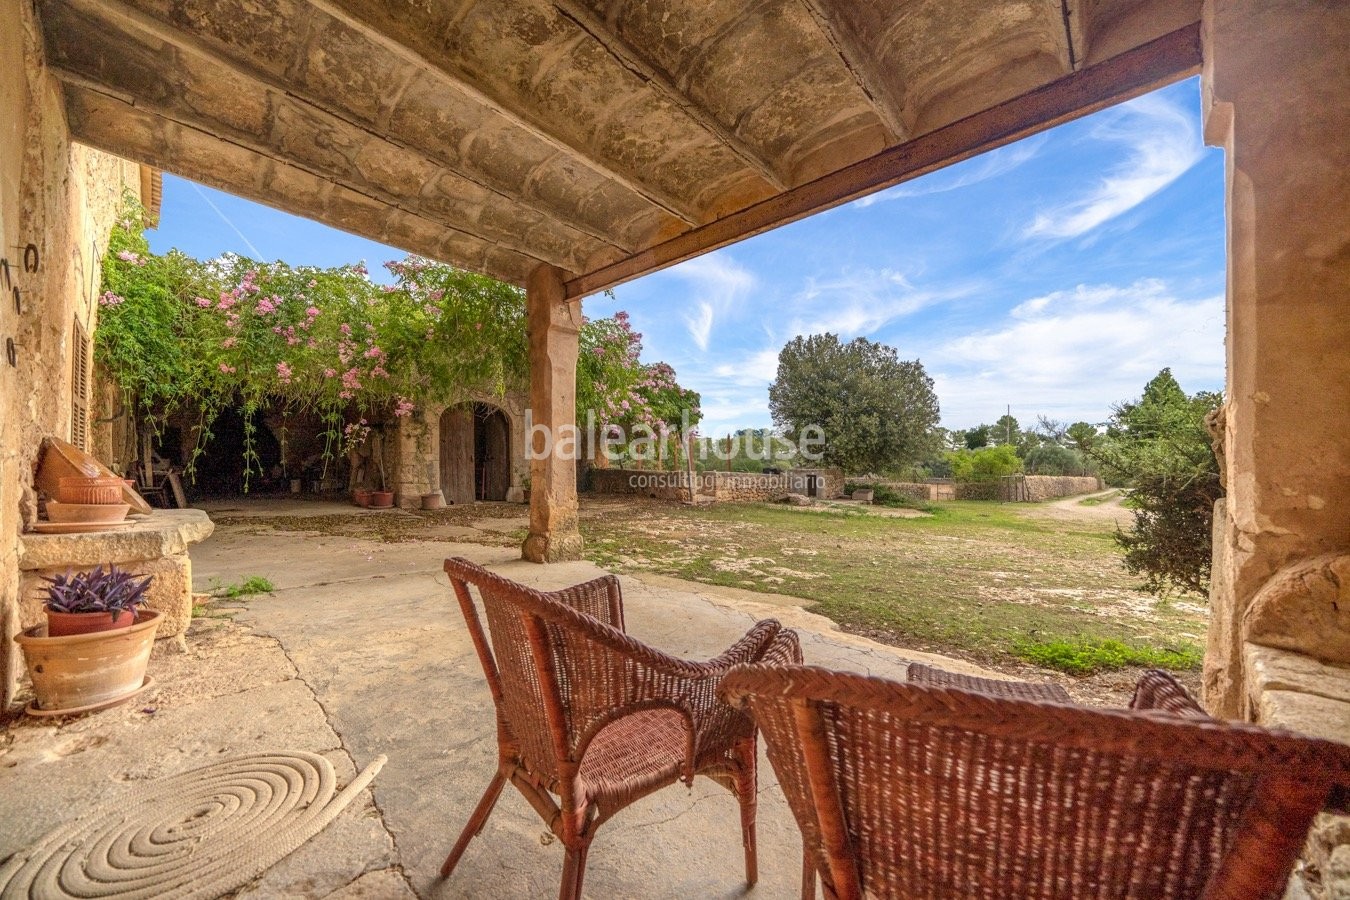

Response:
(723, 664), (1350, 900)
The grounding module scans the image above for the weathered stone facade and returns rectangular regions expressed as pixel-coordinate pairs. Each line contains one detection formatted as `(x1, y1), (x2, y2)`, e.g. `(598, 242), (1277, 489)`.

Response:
(0, 0), (159, 705)
(390, 392), (529, 509)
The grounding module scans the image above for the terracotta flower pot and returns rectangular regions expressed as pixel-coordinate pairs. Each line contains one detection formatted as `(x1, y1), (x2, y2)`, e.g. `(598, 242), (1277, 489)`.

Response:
(420, 491), (445, 510)
(15, 610), (161, 713)
(46, 608), (137, 637)
(56, 476), (124, 505)
(369, 490), (395, 509)
(45, 501), (131, 524)
(353, 488), (372, 507)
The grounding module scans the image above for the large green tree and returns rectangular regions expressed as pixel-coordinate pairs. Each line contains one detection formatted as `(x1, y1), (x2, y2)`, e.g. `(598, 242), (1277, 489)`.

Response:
(1090, 368), (1223, 596)
(768, 333), (939, 474)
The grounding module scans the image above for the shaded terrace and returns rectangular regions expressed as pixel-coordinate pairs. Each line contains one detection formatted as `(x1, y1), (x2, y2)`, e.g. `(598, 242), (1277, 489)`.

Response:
(2, 0), (1348, 894)
(2, 512), (1008, 898)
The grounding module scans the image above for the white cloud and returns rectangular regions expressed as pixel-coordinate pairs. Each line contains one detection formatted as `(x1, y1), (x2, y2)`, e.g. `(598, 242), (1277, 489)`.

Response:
(664, 254), (756, 350)
(685, 301), (714, 351)
(783, 269), (975, 340)
(922, 279), (1223, 426)
(855, 136), (1047, 207)
(1025, 93), (1203, 239)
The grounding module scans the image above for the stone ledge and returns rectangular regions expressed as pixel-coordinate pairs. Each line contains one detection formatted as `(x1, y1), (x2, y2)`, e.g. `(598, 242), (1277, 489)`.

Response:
(16, 510), (214, 569)
(1246, 643), (1350, 707)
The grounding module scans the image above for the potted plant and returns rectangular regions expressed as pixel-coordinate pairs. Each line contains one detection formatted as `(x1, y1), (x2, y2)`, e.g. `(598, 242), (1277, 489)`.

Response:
(44, 565), (153, 636)
(14, 564), (162, 714)
(520, 474), (532, 503)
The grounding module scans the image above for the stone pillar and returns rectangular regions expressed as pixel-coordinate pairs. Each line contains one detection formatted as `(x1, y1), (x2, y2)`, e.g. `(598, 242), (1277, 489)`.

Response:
(521, 264), (583, 563)
(1201, 1), (1350, 718)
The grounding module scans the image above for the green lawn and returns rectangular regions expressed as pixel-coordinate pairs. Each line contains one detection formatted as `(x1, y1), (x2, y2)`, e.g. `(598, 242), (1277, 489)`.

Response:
(581, 498), (1205, 674)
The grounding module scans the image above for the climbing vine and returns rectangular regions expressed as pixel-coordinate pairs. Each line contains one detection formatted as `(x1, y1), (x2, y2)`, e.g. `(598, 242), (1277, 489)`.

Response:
(96, 194), (700, 486)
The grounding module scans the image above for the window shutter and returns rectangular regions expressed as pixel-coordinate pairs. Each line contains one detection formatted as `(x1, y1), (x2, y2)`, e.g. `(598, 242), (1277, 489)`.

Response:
(70, 317), (90, 451)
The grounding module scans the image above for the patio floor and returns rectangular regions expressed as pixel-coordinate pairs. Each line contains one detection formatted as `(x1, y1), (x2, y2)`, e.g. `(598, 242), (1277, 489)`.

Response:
(1, 506), (1005, 898)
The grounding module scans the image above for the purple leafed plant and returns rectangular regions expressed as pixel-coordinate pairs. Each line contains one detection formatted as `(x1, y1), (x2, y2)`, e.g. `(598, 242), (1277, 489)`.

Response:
(44, 564), (153, 615)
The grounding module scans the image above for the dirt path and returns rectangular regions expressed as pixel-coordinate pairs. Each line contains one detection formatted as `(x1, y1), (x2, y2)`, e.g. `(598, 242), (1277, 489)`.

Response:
(1031, 489), (1132, 526)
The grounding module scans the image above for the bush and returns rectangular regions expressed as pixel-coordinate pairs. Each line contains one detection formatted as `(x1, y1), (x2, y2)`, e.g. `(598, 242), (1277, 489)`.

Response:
(1013, 637), (1202, 675)
(844, 481), (934, 512)
(1023, 443), (1094, 476)
(948, 444), (1021, 481)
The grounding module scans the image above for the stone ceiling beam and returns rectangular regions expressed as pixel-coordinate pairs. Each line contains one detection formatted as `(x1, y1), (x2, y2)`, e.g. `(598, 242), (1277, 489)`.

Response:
(48, 0), (631, 265)
(62, 84), (540, 285)
(797, 0), (910, 144)
(551, 0), (789, 192)
(309, 0), (705, 226)
(565, 23), (1201, 300)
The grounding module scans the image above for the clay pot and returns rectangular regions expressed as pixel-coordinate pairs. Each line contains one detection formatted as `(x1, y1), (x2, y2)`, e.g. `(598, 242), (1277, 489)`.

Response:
(353, 488), (372, 507)
(369, 490), (395, 509)
(14, 610), (161, 713)
(56, 476), (124, 505)
(47, 608), (136, 637)
(420, 491), (445, 510)
(45, 501), (131, 524)
(36, 436), (152, 514)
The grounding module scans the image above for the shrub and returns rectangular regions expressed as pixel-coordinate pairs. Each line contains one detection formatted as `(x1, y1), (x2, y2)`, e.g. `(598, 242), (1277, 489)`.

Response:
(1013, 637), (1202, 675)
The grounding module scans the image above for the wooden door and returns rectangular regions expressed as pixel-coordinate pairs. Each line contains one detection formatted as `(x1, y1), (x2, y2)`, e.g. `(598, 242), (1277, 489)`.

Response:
(439, 405), (474, 505)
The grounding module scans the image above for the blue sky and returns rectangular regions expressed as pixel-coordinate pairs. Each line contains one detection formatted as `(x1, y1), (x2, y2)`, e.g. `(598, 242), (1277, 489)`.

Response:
(148, 77), (1225, 435)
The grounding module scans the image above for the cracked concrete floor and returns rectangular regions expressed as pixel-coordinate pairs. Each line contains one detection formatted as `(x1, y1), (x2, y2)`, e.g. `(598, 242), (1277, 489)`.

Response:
(2, 523), (1002, 898)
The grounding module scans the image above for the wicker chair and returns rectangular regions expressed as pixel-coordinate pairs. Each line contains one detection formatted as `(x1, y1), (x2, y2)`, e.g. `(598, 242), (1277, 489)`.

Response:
(723, 664), (1350, 900)
(905, 662), (1072, 703)
(441, 557), (803, 899)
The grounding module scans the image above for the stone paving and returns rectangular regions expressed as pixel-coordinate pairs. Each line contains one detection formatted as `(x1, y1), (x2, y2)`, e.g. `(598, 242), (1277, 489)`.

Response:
(0, 513), (1001, 898)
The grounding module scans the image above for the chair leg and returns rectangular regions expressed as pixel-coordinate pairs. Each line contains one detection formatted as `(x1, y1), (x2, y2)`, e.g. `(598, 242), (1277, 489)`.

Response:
(734, 739), (759, 886)
(440, 770), (509, 878)
(559, 845), (589, 900)
(801, 850), (816, 900)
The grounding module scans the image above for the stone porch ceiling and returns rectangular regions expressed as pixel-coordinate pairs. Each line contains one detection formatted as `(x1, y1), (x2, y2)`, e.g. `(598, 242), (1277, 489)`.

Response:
(41, 0), (1199, 294)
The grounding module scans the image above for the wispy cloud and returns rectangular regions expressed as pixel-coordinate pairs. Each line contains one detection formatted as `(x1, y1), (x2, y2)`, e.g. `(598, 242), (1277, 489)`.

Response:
(855, 135), (1048, 207)
(665, 254), (756, 350)
(783, 269), (976, 340)
(1025, 93), (1203, 240)
(922, 279), (1223, 426)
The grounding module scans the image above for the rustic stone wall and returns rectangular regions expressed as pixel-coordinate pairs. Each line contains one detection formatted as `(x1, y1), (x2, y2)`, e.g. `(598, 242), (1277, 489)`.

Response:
(1, 0), (154, 705)
(396, 392), (528, 509)
(1016, 475), (1103, 502)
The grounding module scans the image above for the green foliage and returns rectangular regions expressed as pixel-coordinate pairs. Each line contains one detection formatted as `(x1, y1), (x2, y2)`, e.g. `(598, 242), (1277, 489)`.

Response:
(843, 481), (935, 512)
(1088, 369), (1223, 597)
(1065, 421), (1100, 452)
(768, 333), (940, 475)
(97, 195), (698, 483)
(1013, 637), (1202, 675)
(948, 443), (1022, 481)
(1022, 443), (1094, 476)
(963, 424), (991, 449)
(216, 575), (275, 598)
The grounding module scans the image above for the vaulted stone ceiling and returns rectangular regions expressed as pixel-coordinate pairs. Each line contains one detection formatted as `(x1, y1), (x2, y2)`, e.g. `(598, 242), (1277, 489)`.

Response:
(39, 0), (1201, 294)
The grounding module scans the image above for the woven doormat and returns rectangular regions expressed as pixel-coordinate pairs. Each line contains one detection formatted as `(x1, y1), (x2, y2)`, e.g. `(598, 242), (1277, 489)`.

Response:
(0, 750), (386, 899)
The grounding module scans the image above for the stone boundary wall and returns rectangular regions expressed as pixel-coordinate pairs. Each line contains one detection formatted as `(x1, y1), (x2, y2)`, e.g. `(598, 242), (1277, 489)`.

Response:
(589, 468), (845, 502)
(954, 481), (1001, 501)
(1005, 475), (1103, 502)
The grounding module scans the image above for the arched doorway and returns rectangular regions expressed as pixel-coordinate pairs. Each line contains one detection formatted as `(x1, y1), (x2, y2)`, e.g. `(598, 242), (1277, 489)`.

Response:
(439, 402), (511, 504)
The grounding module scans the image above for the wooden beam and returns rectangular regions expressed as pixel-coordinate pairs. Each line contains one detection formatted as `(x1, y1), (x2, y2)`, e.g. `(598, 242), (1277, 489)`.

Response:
(552, 0), (789, 191)
(798, 0), (909, 143)
(565, 23), (1201, 299)
(62, 83), (540, 285)
(309, 0), (705, 226)
(57, 0), (633, 257)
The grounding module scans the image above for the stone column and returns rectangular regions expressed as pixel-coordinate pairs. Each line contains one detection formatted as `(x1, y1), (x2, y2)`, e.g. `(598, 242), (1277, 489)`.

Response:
(1201, 0), (1350, 718)
(521, 264), (584, 563)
